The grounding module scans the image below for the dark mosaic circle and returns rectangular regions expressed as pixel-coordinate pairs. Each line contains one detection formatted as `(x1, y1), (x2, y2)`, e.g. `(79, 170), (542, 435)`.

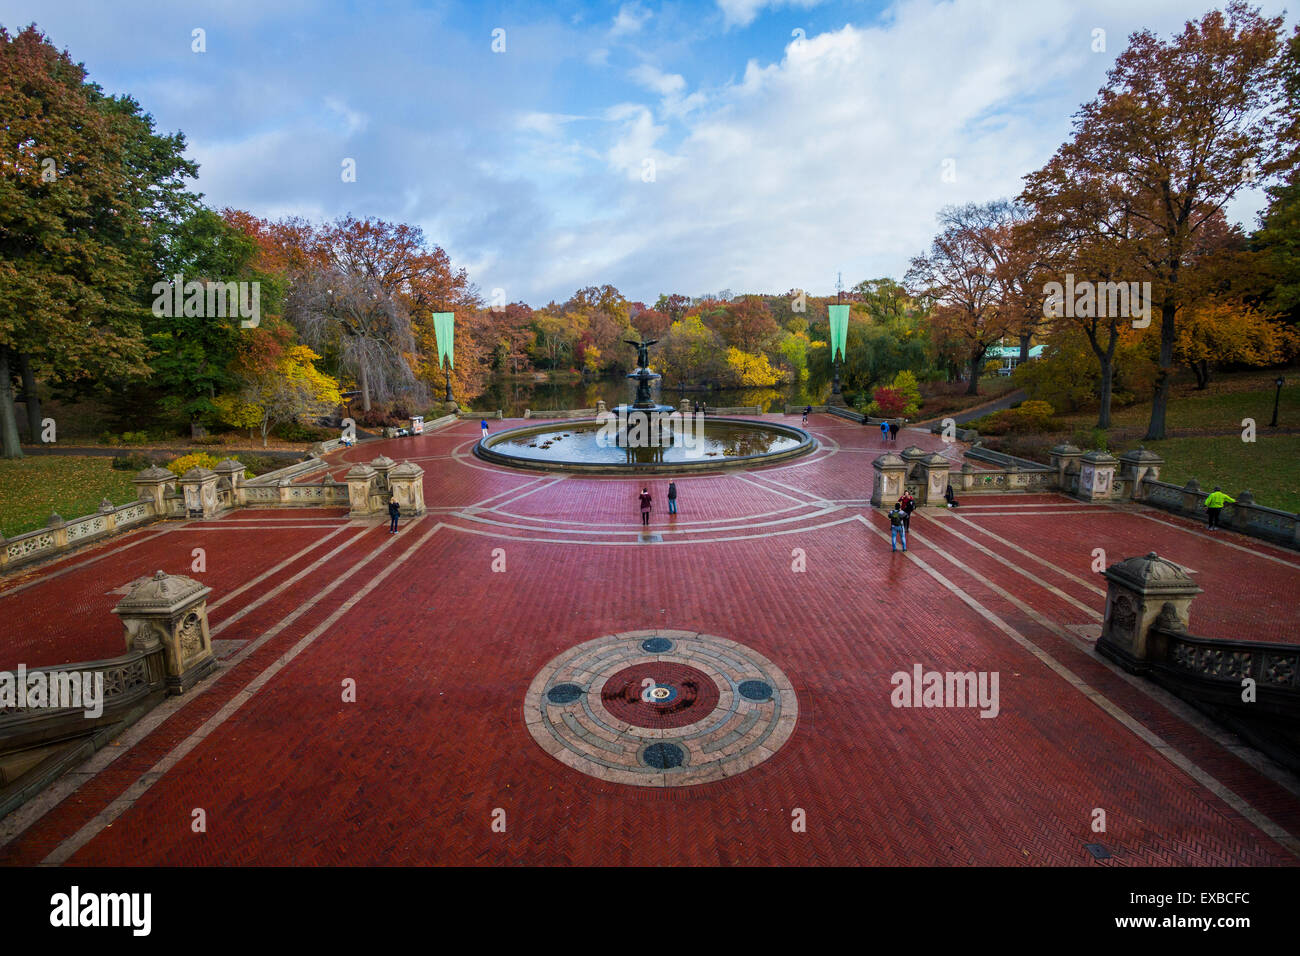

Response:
(641, 637), (674, 653)
(738, 680), (774, 701)
(546, 683), (584, 704)
(601, 662), (720, 729)
(641, 742), (685, 769)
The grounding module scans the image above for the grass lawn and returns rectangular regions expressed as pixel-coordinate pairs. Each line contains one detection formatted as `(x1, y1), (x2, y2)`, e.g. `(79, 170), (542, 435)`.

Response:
(1055, 367), (1300, 434)
(1140, 433), (1300, 515)
(0, 456), (138, 539)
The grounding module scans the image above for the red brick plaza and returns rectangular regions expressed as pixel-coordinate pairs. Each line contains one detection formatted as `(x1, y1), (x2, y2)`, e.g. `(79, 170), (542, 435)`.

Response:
(1, 414), (1298, 866)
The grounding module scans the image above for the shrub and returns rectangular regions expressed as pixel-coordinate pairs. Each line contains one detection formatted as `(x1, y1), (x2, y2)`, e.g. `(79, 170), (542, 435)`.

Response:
(111, 453), (160, 471)
(1072, 427), (1109, 452)
(165, 452), (221, 476)
(273, 421), (333, 443)
(868, 386), (910, 417)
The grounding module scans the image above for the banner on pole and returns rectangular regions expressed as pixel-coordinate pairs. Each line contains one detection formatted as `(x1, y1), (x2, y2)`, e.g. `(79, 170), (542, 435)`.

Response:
(433, 312), (455, 369)
(828, 304), (849, 363)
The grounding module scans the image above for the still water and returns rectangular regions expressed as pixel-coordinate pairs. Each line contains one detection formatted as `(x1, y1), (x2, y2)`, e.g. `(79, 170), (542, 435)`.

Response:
(488, 419), (803, 465)
(473, 376), (819, 418)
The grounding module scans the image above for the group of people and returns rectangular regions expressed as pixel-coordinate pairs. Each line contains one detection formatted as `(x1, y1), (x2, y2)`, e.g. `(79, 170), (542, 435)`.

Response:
(638, 481), (679, 524)
(876, 419), (901, 443)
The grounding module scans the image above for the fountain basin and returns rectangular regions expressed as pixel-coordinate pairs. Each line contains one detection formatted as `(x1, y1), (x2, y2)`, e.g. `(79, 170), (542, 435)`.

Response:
(475, 416), (816, 473)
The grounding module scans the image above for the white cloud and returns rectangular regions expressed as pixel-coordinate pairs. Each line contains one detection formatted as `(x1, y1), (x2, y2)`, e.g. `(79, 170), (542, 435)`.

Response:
(611, 3), (653, 36)
(629, 64), (686, 97)
(717, 0), (827, 30)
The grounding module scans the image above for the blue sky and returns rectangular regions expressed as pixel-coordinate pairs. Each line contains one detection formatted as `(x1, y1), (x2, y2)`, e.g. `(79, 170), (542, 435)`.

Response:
(1, 0), (1290, 306)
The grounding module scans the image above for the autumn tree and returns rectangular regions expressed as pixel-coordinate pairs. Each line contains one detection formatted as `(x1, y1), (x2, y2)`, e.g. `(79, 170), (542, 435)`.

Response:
(0, 26), (198, 457)
(1174, 297), (1296, 387)
(1020, 3), (1286, 440)
(906, 203), (1012, 394)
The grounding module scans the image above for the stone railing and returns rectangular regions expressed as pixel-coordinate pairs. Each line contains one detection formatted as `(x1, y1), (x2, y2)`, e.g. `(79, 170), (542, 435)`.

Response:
(1135, 478), (1300, 549)
(2, 448), (425, 575)
(1097, 551), (1300, 773)
(243, 457), (327, 485)
(2, 499), (157, 573)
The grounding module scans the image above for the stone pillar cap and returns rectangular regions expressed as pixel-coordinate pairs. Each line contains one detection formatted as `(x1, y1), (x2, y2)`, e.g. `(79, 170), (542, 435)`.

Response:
(112, 570), (212, 616)
(389, 461), (424, 478)
(180, 466), (218, 480)
(1080, 449), (1118, 464)
(872, 453), (907, 468)
(134, 466), (174, 481)
(1103, 552), (1202, 595)
(921, 452), (950, 466)
(370, 455), (396, 468)
(1118, 446), (1164, 463)
(345, 463), (378, 479)
(1049, 443), (1082, 456)
(214, 458), (245, 471)
(900, 445), (926, 458)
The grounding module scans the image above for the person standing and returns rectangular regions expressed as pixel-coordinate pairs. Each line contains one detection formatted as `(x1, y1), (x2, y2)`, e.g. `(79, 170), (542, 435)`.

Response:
(639, 486), (652, 525)
(944, 482), (959, 508)
(802, 406), (810, 426)
(888, 504), (908, 552)
(880, 419), (889, 445)
(701, 401), (707, 417)
(388, 497), (401, 534)
(480, 418), (490, 441)
(667, 481), (678, 515)
(897, 492), (915, 532)
(1204, 486), (1235, 530)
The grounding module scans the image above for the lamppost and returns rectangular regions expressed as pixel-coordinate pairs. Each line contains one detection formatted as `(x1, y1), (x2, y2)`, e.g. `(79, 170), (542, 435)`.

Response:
(443, 356), (453, 404)
(1271, 376), (1285, 427)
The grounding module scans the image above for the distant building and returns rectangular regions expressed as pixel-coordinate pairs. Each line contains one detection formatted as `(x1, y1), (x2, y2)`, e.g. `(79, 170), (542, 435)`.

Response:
(986, 344), (1045, 375)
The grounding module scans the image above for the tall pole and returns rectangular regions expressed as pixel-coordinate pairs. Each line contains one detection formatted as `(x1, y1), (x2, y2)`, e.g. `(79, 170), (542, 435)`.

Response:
(831, 278), (843, 402)
(1271, 377), (1284, 427)
(444, 356), (453, 404)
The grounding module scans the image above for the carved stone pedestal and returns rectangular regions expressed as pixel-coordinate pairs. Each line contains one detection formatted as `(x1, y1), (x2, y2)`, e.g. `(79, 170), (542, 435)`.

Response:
(112, 571), (216, 695)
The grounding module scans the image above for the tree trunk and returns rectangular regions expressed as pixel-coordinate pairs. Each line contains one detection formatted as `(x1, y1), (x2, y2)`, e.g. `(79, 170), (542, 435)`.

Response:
(1018, 333), (1031, 365)
(359, 363), (371, 412)
(1144, 299), (1177, 441)
(0, 348), (24, 459)
(18, 352), (41, 441)
(1097, 355), (1114, 429)
(966, 352), (982, 396)
(1193, 359), (1210, 389)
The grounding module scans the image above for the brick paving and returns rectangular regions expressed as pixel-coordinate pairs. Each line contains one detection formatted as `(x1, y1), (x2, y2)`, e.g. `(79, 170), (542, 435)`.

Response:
(0, 415), (1296, 866)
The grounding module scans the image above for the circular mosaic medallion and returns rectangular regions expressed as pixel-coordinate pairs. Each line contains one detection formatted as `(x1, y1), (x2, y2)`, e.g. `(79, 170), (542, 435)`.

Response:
(524, 630), (798, 787)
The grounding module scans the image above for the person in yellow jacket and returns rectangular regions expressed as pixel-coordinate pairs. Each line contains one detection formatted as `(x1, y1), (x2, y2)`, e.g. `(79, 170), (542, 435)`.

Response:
(1204, 486), (1235, 530)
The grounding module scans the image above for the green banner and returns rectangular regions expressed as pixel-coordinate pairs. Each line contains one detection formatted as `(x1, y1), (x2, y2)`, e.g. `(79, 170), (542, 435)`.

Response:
(828, 304), (849, 363)
(433, 312), (455, 369)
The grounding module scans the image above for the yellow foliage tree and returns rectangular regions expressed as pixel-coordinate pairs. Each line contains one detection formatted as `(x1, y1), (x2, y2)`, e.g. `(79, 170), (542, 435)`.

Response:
(1173, 299), (1297, 389)
(239, 345), (341, 447)
(723, 347), (785, 387)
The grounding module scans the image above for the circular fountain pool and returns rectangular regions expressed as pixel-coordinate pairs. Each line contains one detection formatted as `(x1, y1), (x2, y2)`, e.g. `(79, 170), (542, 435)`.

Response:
(475, 416), (815, 473)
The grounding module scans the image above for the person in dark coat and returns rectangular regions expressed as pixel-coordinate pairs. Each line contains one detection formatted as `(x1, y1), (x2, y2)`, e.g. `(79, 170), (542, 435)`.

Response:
(388, 497), (401, 533)
(667, 480), (678, 515)
(639, 487), (652, 525)
(897, 492), (916, 532)
(944, 483), (959, 508)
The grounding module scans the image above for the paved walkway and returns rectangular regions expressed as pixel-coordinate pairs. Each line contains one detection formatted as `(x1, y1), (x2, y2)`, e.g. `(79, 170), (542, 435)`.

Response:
(0, 414), (1296, 865)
